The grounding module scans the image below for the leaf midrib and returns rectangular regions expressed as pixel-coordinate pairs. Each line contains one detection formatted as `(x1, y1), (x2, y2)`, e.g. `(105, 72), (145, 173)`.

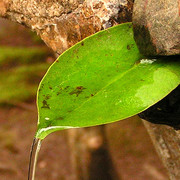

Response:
(51, 62), (140, 121)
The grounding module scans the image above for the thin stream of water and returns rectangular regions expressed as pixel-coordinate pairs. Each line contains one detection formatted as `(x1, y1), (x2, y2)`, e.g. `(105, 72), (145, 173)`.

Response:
(28, 138), (42, 180)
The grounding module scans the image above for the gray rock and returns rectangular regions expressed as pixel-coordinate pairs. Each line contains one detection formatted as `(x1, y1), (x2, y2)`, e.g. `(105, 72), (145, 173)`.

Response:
(133, 0), (180, 56)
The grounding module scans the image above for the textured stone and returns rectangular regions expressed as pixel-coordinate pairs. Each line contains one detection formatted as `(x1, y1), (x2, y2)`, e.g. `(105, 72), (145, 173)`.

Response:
(0, 0), (133, 54)
(133, 0), (180, 56)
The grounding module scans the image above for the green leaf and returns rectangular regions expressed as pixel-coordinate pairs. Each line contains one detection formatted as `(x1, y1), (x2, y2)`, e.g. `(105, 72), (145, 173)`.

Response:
(36, 23), (180, 139)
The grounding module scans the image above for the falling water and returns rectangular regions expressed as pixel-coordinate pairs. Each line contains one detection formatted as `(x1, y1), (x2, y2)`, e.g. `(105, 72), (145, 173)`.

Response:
(28, 138), (42, 180)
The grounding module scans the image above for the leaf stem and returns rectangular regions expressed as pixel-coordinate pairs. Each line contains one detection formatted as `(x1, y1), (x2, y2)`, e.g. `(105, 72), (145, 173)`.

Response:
(28, 138), (42, 180)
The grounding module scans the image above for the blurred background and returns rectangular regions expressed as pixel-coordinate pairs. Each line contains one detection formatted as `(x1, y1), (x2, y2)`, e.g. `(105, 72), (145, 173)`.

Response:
(0, 18), (168, 180)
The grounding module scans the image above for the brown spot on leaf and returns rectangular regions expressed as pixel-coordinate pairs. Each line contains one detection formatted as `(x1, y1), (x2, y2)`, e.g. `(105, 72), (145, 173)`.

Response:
(127, 45), (131, 50)
(128, 24), (132, 28)
(134, 60), (140, 65)
(69, 86), (86, 97)
(127, 44), (134, 50)
(41, 100), (50, 109)
(57, 92), (61, 95)
(40, 84), (44, 91)
(73, 49), (78, 54)
(65, 86), (70, 89)
(57, 87), (64, 95)
(76, 86), (84, 90)
(58, 117), (64, 120)
(43, 94), (51, 100)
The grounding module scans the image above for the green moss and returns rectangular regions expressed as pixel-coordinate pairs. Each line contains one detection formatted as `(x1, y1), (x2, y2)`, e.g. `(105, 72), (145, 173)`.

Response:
(0, 46), (51, 67)
(0, 64), (49, 104)
(0, 46), (52, 104)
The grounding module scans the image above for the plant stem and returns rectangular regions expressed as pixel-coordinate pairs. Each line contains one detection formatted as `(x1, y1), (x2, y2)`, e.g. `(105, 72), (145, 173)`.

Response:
(32, 139), (42, 180)
(28, 138), (42, 180)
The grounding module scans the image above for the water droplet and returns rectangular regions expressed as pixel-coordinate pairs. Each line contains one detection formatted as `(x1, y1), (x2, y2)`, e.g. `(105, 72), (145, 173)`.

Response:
(140, 59), (156, 64)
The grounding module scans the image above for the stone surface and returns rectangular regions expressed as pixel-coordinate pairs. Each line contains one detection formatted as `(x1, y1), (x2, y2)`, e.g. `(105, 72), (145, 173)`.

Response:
(143, 121), (180, 180)
(133, 0), (180, 56)
(0, 0), (133, 54)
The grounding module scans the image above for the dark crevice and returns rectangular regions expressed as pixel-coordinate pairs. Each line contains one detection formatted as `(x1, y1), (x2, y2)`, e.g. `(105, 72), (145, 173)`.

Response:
(139, 85), (180, 130)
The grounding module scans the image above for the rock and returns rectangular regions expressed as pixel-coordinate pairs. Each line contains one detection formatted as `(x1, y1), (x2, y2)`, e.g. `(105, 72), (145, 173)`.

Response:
(132, 0), (180, 56)
(139, 85), (180, 129)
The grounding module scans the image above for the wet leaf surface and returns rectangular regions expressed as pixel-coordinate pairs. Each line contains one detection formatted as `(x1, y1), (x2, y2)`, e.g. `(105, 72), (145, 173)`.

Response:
(36, 23), (180, 139)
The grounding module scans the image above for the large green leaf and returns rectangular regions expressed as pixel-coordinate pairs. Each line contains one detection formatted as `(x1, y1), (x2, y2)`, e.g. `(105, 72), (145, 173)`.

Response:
(36, 23), (180, 139)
